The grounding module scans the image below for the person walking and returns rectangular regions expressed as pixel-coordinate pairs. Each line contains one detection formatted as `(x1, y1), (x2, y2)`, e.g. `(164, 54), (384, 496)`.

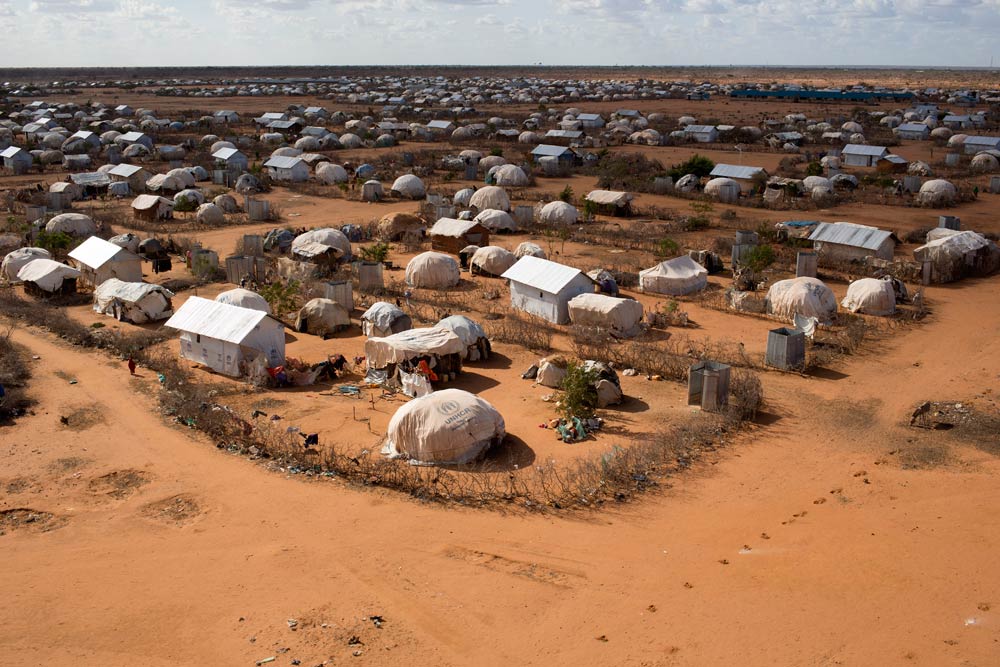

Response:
(127, 357), (136, 375)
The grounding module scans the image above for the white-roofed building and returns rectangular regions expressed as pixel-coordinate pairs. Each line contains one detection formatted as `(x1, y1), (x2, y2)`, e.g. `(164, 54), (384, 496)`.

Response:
(896, 123), (930, 140)
(684, 125), (719, 143)
(164, 296), (285, 377)
(108, 163), (150, 192)
(500, 256), (594, 324)
(263, 155), (308, 182)
(807, 221), (897, 262)
(841, 144), (890, 167)
(1, 146), (33, 174)
(212, 146), (249, 172)
(68, 236), (143, 287)
(709, 164), (768, 192)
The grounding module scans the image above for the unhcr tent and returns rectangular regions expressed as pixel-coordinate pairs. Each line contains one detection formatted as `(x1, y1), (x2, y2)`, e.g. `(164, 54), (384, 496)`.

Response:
(470, 246), (516, 277)
(405, 251), (460, 289)
(841, 278), (896, 316)
(215, 288), (271, 314)
(436, 315), (490, 361)
(295, 298), (350, 338)
(93, 279), (174, 323)
(567, 293), (644, 336)
(489, 164), (529, 186)
(361, 302), (412, 338)
(469, 186), (510, 212)
(316, 162), (348, 184)
(382, 389), (505, 465)
(17, 259), (80, 294)
(639, 255), (708, 295)
(474, 208), (517, 232)
(2, 247), (51, 281)
(766, 277), (838, 323)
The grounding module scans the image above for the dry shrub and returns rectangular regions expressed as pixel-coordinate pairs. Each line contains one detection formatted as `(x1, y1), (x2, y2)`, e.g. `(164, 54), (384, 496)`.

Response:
(485, 313), (553, 352)
(0, 324), (33, 422)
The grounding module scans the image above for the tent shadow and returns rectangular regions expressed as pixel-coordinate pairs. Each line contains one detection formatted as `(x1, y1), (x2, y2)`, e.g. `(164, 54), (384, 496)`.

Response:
(807, 366), (849, 381)
(477, 434), (536, 471)
(607, 396), (650, 414)
(476, 350), (512, 370)
(453, 371), (501, 392)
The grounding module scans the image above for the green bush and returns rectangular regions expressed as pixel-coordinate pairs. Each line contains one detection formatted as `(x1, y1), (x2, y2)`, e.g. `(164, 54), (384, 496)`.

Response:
(744, 244), (775, 273)
(259, 279), (301, 315)
(656, 237), (680, 258)
(36, 230), (74, 253)
(173, 196), (198, 213)
(489, 147), (503, 157)
(360, 242), (390, 263)
(805, 160), (823, 177)
(559, 361), (600, 420)
(558, 185), (574, 203)
(667, 154), (715, 180)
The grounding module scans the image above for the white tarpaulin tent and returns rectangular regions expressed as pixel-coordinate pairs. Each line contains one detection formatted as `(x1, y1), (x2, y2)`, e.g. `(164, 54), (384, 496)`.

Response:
(361, 302), (412, 338)
(295, 298), (350, 337)
(841, 278), (896, 316)
(215, 288), (271, 314)
(405, 251), (460, 288)
(2, 247), (51, 281)
(469, 186), (510, 212)
(164, 296), (285, 377)
(639, 255), (708, 295)
(913, 230), (1000, 283)
(16, 258), (80, 292)
(766, 277), (838, 323)
(538, 201), (579, 225)
(567, 293), (644, 336)
(93, 278), (174, 323)
(365, 327), (465, 370)
(390, 174), (426, 199)
(470, 245), (516, 277)
(381, 389), (505, 465)
(474, 208), (517, 232)
(436, 315), (490, 361)
(45, 213), (96, 237)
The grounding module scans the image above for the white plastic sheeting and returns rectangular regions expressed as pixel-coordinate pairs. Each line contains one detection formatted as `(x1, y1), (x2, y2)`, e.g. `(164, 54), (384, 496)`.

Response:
(567, 293), (644, 336)
(841, 278), (896, 316)
(2, 247), (51, 281)
(470, 246), (516, 277)
(766, 277), (838, 323)
(405, 251), (460, 289)
(639, 255), (708, 295)
(16, 258), (80, 292)
(93, 278), (174, 323)
(365, 327), (465, 370)
(215, 288), (271, 314)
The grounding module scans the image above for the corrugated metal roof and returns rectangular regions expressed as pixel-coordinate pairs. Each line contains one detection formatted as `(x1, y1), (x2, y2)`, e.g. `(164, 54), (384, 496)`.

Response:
(577, 113), (602, 121)
(710, 163), (766, 179)
(964, 135), (1000, 146)
(0, 146), (24, 158)
(544, 129), (583, 138)
(808, 221), (894, 251)
(531, 144), (572, 156)
(164, 296), (271, 344)
(109, 163), (144, 177)
(120, 131), (145, 142)
(500, 256), (588, 294)
(212, 147), (242, 160)
(429, 218), (482, 238)
(427, 120), (454, 129)
(842, 144), (889, 156)
(884, 154), (908, 164)
(69, 172), (111, 187)
(68, 236), (133, 269)
(685, 125), (717, 134)
(264, 156), (303, 169)
(897, 123), (929, 132)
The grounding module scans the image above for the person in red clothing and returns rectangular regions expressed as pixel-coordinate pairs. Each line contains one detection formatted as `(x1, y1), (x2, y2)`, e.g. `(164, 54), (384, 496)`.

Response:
(127, 357), (136, 375)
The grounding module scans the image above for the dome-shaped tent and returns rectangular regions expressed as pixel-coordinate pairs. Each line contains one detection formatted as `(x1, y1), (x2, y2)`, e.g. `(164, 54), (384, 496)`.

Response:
(538, 201), (579, 225)
(514, 242), (546, 259)
(377, 212), (425, 241)
(108, 233), (141, 253)
(765, 277), (837, 323)
(908, 161), (933, 176)
(639, 255), (708, 295)
(803, 176), (832, 190)
(436, 315), (490, 361)
(295, 298), (350, 337)
(213, 194), (239, 213)
(174, 189), (204, 207)
(675, 174), (700, 192)
(489, 164), (529, 187)
(196, 203), (225, 225)
(292, 228), (352, 262)
(390, 174), (426, 199)
(405, 251), (460, 289)
(841, 278), (896, 316)
(166, 167), (196, 188)
(235, 173), (262, 194)
(215, 288), (271, 314)
(46, 213), (96, 237)
(971, 153), (999, 172)
(339, 133), (363, 149)
(453, 188), (475, 207)
(2, 247), (51, 281)
(917, 179), (957, 206)
(382, 389), (505, 465)
(316, 162), (348, 184)
(478, 155), (507, 173)
(474, 208), (517, 232)
(469, 186), (510, 212)
(361, 302), (412, 338)
(470, 246), (516, 277)
(704, 177), (740, 203)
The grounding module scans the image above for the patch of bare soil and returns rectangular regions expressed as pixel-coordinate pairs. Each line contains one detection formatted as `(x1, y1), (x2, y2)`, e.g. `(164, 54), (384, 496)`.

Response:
(442, 546), (584, 588)
(87, 469), (151, 500)
(909, 401), (1000, 453)
(896, 440), (954, 470)
(59, 403), (106, 431)
(140, 494), (202, 524)
(47, 456), (90, 473)
(0, 508), (65, 535)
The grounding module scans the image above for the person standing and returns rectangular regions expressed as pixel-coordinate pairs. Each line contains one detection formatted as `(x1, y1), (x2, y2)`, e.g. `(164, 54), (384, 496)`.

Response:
(127, 357), (136, 375)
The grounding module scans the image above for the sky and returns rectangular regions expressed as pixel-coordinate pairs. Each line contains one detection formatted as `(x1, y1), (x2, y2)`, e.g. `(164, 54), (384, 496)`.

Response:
(1, 0), (998, 68)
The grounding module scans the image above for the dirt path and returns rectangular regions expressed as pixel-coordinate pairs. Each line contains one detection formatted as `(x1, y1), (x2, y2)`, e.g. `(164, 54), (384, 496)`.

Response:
(1, 268), (999, 666)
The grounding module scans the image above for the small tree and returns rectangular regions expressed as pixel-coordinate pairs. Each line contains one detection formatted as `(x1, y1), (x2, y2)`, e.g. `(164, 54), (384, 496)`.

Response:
(667, 154), (715, 180)
(360, 242), (390, 263)
(259, 279), (301, 316)
(744, 244), (775, 273)
(558, 184), (574, 203)
(489, 147), (503, 157)
(805, 160), (823, 177)
(656, 237), (680, 258)
(558, 362), (599, 419)
(36, 230), (73, 254)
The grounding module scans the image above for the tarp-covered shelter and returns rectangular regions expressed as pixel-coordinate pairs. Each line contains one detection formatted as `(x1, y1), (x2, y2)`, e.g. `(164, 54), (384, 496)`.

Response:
(2, 247), (51, 281)
(365, 327), (465, 383)
(215, 288), (271, 314)
(405, 251), (461, 289)
(17, 258), (80, 295)
(585, 190), (633, 216)
(377, 212), (425, 242)
(295, 298), (350, 338)
(46, 213), (96, 237)
(361, 302), (412, 338)
(567, 293), (644, 336)
(382, 389), (505, 465)
(469, 186), (510, 212)
(164, 296), (285, 377)
(474, 208), (517, 232)
(470, 245), (516, 277)
(291, 228), (352, 264)
(501, 256), (594, 324)
(68, 236), (142, 287)
(428, 218), (489, 254)
(841, 278), (896, 316)
(93, 278), (174, 323)
(639, 255), (708, 295)
(913, 230), (1000, 283)
(766, 277), (838, 323)
(436, 315), (490, 361)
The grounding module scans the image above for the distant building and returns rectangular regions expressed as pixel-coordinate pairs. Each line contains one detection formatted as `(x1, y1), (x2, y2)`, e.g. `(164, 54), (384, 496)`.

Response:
(709, 164), (768, 192)
(263, 156), (309, 182)
(808, 221), (897, 262)
(896, 123), (930, 140)
(841, 144), (890, 167)
(684, 125), (719, 143)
